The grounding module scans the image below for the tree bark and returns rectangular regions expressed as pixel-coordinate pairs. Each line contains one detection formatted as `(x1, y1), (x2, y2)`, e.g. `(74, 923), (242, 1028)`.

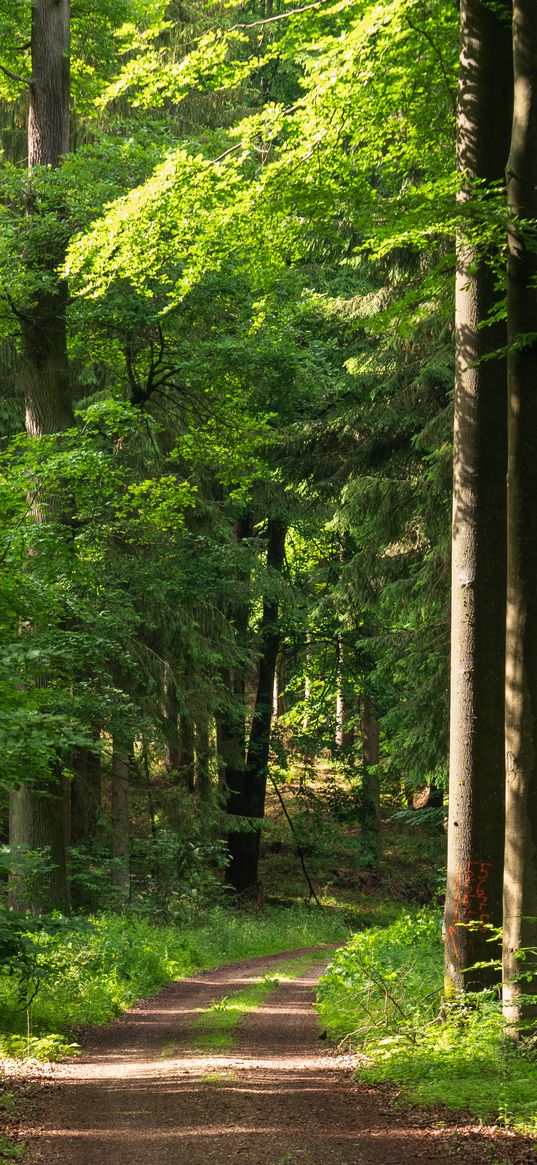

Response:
(222, 514), (253, 860)
(335, 637), (353, 747)
(9, 768), (70, 914)
(163, 671), (181, 774)
(226, 520), (286, 892)
(8, 0), (74, 914)
(195, 718), (211, 798)
(503, 0), (537, 1033)
(444, 0), (512, 996)
(23, 0), (73, 437)
(71, 743), (102, 846)
(178, 715), (195, 792)
(361, 695), (381, 869)
(111, 739), (130, 899)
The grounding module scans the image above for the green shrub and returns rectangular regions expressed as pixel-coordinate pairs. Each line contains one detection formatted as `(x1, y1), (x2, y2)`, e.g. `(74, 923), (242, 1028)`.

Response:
(0, 901), (357, 1056)
(317, 908), (537, 1134)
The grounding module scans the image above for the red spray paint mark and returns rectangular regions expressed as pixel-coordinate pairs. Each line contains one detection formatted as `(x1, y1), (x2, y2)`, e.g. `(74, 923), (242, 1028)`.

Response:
(448, 861), (493, 970)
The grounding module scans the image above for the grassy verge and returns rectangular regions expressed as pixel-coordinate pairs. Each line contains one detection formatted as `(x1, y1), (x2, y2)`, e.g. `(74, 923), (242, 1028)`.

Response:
(0, 901), (375, 1060)
(317, 908), (537, 1135)
(192, 952), (320, 1050)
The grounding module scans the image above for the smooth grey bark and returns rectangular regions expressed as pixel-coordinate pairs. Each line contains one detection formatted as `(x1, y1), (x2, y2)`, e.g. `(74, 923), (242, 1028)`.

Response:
(444, 0), (512, 995)
(503, 0), (537, 1033)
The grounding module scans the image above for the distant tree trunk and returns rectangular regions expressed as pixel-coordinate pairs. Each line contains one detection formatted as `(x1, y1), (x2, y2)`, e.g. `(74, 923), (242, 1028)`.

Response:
(444, 0), (512, 996)
(111, 739), (130, 899)
(163, 672), (180, 773)
(361, 695), (381, 868)
(71, 742), (102, 846)
(8, 0), (73, 914)
(70, 741), (101, 909)
(226, 520), (286, 892)
(9, 769), (71, 914)
(215, 718), (227, 795)
(503, 0), (537, 1034)
(272, 659), (279, 722)
(303, 671), (311, 732)
(335, 637), (353, 748)
(222, 513), (253, 855)
(178, 715), (195, 791)
(195, 718), (211, 798)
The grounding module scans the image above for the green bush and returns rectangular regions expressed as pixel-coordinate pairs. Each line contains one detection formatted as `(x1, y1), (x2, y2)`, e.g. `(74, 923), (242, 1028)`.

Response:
(317, 908), (537, 1134)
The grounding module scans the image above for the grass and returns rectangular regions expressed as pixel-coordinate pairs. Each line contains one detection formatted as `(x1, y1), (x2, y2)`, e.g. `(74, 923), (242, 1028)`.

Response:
(192, 953), (321, 1050)
(0, 1090), (25, 1161)
(317, 907), (537, 1136)
(0, 901), (367, 1059)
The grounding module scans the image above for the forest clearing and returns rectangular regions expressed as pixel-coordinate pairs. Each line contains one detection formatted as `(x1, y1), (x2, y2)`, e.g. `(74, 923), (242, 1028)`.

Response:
(2, 0), (537, 1161)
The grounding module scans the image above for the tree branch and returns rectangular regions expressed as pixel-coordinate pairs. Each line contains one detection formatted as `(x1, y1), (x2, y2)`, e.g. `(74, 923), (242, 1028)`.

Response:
(0, 62), (31, 87)
(269, 773), (323, 907)
(227, 0), (328, 33)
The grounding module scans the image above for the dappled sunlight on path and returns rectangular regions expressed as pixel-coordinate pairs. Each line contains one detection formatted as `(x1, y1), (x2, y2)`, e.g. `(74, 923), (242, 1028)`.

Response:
(16, 952), (536, 1165)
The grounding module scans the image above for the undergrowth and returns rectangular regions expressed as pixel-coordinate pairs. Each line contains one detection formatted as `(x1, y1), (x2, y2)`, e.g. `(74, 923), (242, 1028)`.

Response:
(0, 902), (360, 1059)
(317, 908), (537, 1135)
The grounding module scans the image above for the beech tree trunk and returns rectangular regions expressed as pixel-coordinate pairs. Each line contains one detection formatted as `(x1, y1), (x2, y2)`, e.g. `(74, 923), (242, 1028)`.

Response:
(503, 0), (537, 1033)
(226, 520), (286, 892)
(444, 0), (512, 995)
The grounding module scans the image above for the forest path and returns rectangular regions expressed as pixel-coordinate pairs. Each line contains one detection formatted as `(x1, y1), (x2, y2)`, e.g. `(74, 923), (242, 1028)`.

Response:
(15, 949), (535, 1165)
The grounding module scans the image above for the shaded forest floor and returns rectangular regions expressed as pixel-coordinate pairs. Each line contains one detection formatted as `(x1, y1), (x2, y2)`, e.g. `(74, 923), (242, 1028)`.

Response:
(4, 951), (536, 1165)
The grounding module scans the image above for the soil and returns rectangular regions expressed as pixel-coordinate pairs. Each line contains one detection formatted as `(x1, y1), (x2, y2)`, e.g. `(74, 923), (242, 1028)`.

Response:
(5, 948), (537, 1165)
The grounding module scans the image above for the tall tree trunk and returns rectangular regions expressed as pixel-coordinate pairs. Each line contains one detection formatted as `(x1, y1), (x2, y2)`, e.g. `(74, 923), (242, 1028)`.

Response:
(9, 0), (73, 914)
(444, 0), (512, 996)
(222, 513), (253, 851)
(503, 0), (537, 1033)
(111, 738), (130, 900)
(226, 520), (286, 892)
(23, 0), (72, 437)
(361, 695), (381, 869)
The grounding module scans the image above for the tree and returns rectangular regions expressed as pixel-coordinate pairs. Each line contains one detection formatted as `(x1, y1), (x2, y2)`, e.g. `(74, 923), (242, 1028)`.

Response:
(443, 0), (512, 996)
(503, 0), (537, 1033)
(9, 0), (74, 914)
(226, 519), (287, 892)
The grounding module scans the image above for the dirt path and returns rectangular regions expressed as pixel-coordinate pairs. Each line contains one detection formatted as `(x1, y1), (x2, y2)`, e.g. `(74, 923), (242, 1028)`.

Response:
(11, 949), (537, 1165)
